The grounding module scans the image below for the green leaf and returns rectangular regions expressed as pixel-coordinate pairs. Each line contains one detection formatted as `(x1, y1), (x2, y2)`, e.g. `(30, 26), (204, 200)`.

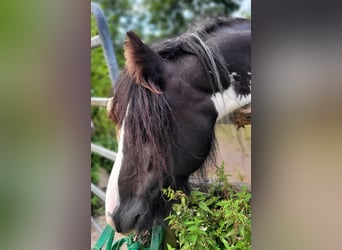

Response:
(220, 236), (230, 249)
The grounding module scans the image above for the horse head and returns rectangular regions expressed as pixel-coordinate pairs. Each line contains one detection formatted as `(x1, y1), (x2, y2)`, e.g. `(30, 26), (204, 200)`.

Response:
(105, 18), (251, 234)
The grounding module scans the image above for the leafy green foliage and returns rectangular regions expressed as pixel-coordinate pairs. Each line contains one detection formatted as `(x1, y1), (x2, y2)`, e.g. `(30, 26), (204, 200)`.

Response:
(163, 164), (251, 250)
(146, 0), (241, 39)
(91, 194), (104, 216)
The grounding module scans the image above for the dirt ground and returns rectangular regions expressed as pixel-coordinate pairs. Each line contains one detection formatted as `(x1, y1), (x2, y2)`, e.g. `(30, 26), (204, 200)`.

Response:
(213, 124), (251, 183)
(91, 124), (251, 248)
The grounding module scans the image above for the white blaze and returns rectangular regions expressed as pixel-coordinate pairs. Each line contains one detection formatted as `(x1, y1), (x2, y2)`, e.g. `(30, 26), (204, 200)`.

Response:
(105, 120), (125, 227)
(211, 85), (251, 121)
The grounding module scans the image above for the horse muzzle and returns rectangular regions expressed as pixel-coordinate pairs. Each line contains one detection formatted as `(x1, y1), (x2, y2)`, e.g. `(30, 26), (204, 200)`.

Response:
(112, 199), (153, 234)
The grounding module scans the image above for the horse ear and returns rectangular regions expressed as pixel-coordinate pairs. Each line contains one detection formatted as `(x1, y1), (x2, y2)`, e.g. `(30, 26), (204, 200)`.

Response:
(124, 31), (164, 93)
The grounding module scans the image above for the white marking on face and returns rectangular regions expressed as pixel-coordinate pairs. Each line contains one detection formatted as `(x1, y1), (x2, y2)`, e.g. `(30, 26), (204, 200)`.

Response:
(211, 85), (251, 121)
(105, 111), (127, 228)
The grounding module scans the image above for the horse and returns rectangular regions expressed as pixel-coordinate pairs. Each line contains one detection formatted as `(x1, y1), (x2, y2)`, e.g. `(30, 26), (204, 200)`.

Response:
(105, 17), (251, 234)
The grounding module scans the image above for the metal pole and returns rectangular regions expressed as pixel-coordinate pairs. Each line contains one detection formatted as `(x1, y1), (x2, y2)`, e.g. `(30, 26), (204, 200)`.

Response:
(91, 143), (117, 162)
(91, 216), (104, 233)
(91, 2), (120, 88)
(91, 183), (106, 202)
(91, 35), (101, 49)
(91, 97), (109, 107)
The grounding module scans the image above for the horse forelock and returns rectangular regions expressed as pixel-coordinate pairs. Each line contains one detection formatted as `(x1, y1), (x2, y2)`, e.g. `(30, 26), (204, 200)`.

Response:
(112, 72), (176, 189)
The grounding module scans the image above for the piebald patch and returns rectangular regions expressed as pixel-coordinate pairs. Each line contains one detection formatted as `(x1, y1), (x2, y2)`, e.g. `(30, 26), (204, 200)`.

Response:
(105, 120), (125, 228)
(211, 85), (251, 121)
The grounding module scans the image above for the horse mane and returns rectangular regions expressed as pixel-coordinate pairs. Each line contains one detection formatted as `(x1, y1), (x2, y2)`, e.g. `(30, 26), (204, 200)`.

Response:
(152, 17), (248, 57)
(110, 17), (248, 188)
(152, 17), (249, 93)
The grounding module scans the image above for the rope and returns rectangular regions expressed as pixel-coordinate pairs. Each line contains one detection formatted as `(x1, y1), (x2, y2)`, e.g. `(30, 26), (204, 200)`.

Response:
(92, 224), (164, 250)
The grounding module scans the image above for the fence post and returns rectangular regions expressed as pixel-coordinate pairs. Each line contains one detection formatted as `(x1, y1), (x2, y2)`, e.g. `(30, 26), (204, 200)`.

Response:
(91, 2), (119, 89)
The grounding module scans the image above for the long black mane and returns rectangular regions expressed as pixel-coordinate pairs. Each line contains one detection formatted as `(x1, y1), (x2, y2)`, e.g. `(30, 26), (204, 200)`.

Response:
(110, 17), (249, 188)
(153, 17), (249, 92)
(153, 17), (249, 58)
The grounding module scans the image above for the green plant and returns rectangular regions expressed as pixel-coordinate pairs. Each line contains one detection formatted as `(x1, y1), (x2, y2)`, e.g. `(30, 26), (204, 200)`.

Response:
(91, 195), (104, 216)
(163, 164), (251, 250)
